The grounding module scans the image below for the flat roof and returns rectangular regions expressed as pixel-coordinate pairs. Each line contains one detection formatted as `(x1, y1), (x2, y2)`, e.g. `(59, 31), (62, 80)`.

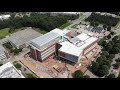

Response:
(0, 62), (24, 78)
(91, 27), (104, 33)
(59, 33), (98, 57)
(30, 28), (63, 49)
(76, 33), (90, 41)
(59, 41), (82, 57)
(8, 28), (41, 47)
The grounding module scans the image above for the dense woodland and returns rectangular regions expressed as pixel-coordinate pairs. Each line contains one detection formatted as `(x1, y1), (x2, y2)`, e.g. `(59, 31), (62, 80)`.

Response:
(0, 13), (79, 32)
(85, 13), (119, 26)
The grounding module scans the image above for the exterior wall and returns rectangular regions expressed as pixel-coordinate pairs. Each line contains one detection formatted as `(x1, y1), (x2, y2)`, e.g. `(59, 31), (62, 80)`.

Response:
(58, 51), (78, 63)
(30, 44), (57, 62)
(30, 47), (38, 61)
(84, 43), (98, 55)
(83, 39), (98, 56)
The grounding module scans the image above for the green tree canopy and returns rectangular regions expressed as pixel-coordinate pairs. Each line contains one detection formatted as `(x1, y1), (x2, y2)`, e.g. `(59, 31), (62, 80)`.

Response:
(110, 47), (120, 54)
(83, 75), (90, 78)
(97, 65), (109, 77)
(73, 70), (84, 78)
(91, 62), (99, 73)
(101, 51), (109, 57)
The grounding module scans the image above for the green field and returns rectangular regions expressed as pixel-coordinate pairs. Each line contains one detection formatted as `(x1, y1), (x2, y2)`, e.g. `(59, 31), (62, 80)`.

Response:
(0, 28), (10, 39)
(59, 22), (73, 29)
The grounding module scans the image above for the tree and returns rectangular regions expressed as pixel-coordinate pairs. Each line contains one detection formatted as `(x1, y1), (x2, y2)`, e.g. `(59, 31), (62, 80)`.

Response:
(109, 41), (114, 47)
(83, 75), (90, 78)
(114, 43), (120, 49)
(107, 26), (111, 31)
(108, 54), (115, 59)
(102, 41), (107, 46)
(105, 43), (112, 52)
(98, 39), (104, 45)
(13, 48), (20, 55)
(101, 55), (107, 60)
(101, 51), (109, 57)
(106, 74), (115, 78)
(103, 24), (107, 30)
(110, 47), (120, 54)
(96, 57), (103, 65)
(110, 31), (115, 35)
(85, 13), (119, 27)
(112, 36), (119, 43)
(94, 22), (99, 27)
(97, 65), (109, 77)
(90, 21), (95, 26)
(73, 70), (84, 78)
(14, 63), (21, 69)
(107, 34), (111, 39)
(91, 62), (99, 73)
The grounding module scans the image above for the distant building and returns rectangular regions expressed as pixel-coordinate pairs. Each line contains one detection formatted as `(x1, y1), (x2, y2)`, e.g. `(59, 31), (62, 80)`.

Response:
(38, 12), (80, 15)
(86, 25), (104, 33)
(29, 28), (99, 65)
(0, 15), (10, 20)
(0, 62), (24, 78)
(0, 45), (10, 60)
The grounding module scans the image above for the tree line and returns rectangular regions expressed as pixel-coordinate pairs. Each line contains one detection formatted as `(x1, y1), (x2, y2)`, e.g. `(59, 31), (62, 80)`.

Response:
(90, 33), (120, 77)
(0, 13), (79, 32)
(85, 13), (119, 26)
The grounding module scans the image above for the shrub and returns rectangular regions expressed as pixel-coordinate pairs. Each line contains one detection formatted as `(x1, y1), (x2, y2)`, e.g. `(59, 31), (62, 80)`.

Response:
(14, 63), (21, 69)
(73, 70), (84, 78)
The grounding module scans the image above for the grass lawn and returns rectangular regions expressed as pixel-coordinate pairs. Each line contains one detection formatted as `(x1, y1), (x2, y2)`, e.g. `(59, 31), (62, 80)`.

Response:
(0, 28), (24, 39)
(59, 22), (73, 29)
(0, 28), (10, 39)
(34, 28), (47, 34)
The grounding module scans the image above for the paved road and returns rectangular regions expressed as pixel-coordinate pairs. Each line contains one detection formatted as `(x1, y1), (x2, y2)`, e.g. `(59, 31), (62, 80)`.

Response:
(65, 12), (92, 29)
(109, 53), (120, 75)
(84, 70), (98, 78)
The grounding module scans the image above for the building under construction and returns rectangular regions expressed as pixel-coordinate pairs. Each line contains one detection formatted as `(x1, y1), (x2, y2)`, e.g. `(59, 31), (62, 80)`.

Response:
(29, 28), (99, 65)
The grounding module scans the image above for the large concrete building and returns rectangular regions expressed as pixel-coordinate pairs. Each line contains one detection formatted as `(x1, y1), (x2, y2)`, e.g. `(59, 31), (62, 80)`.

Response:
(0, 62), (24, 78)
(29, 28), (99, 65)
(29, 28), (64, 62)
(58, 33), (98, 64)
